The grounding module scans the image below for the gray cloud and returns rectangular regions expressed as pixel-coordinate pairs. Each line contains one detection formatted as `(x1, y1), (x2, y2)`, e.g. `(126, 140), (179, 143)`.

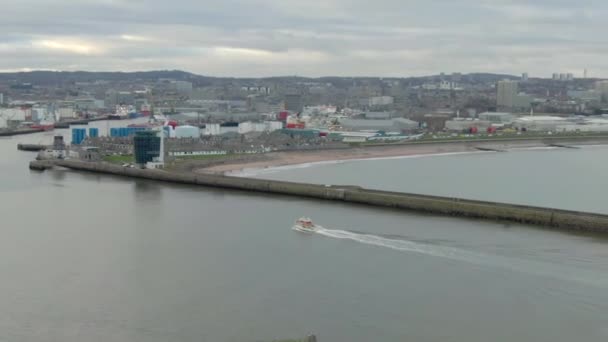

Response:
(1, 0), (608, 77)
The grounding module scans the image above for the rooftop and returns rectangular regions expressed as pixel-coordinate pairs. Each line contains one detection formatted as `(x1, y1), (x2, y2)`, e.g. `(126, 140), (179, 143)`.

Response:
(516, 116), (567, 122)
(479, 112), (513, 116)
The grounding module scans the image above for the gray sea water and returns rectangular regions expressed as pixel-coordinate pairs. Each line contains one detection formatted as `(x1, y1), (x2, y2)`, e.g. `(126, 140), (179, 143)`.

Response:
(248, 145), (608, 214)
(2, 125), (608, 342)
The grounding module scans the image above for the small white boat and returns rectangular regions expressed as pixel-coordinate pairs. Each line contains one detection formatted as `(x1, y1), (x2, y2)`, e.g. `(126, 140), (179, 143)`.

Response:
(292, 217), (318, 233)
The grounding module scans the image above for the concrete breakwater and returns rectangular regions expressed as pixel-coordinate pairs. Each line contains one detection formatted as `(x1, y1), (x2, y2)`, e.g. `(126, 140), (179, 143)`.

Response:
(29, 160), (56, 170)
(53, 116), (109, 128)
(35, 159), (608, 233)
(17, 143), (47, 151)
(0, 128), (45, 137)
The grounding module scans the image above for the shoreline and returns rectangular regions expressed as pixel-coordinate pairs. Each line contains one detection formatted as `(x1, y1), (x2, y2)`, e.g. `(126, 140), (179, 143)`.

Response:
(225, 150), (493, 177)
(198, 138), (608, 176)
(0, 128), (45, 137)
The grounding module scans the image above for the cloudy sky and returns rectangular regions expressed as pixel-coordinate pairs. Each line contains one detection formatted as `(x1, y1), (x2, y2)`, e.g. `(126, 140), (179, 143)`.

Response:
(1, 0), (606, 77)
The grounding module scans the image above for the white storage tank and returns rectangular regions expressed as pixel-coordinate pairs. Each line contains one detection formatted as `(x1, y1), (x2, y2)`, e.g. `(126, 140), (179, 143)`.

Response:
(57, 107), (75, 119)
(204, 123), (221, 135)
(265, 121), (284, 131)
(238, 121), (253, 134)
(175, 125), (200, 138)
(0, 108), (28, 121)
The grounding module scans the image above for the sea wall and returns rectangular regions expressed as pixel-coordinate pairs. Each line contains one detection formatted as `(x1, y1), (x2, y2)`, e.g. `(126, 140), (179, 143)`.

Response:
(42, 159), (608, 233)
(18, 143), (47, 151)
(53, 116), (109, 128)
(0, 128), (44, 137)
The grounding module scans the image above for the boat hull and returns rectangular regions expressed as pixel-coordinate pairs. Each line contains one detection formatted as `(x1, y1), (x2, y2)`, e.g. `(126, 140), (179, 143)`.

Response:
(292, 225), (318, 233)
(30, 124), (54, 131)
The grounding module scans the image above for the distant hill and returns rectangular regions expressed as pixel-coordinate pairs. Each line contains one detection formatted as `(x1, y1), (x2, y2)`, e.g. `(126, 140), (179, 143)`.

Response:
(0, 70), (202, 86)
(0, 70), (520, 86)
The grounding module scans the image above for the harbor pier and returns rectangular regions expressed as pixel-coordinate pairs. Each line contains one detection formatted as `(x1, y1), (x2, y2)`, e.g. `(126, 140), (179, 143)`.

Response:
(30, 159), (608, 233)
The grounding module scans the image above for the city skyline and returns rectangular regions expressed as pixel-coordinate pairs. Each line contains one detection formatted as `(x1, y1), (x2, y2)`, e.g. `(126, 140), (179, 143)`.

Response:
(2, 0), (607, 77)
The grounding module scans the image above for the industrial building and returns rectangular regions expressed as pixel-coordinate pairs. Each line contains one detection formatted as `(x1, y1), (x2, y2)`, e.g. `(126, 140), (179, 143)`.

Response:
(71, 128), (87, 145)
(0, 107), (29, 122)
(30, 106), (47, 121)
(57, 107), (76, 119)
(513, 116), (568, 131)
(478, 112), (514, 124)
(364, 112), (393, 120)
(569, 118), (608, 131)
(203, 123), (221, 136)
(340, 118), (418, 132)
(89, 128), (99, 138)
(163, 110), (262, 123)
(422, 114), (451, 131)
(514, 116), (608, 132)
(174, 125), (200, 138)
(110, 127), (148, 137)
(336, 131), (422, 143)
(445, 119), (491, 131)
(341, 134), (369, 143)
(238, 121), (283, 134)
(302, 105), (337, 116)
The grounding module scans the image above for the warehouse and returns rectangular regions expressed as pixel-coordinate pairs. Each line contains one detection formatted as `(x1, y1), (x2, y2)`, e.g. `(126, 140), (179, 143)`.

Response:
(513, 116), (568, 131)
(175, 125), (200, 139)
(340, 118), (418, 132)
(445, 119), (491, 131)
(478, 112), (514, 124)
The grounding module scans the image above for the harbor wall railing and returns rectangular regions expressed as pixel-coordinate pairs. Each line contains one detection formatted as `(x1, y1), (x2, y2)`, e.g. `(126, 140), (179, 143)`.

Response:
(38, 159), (608, 233)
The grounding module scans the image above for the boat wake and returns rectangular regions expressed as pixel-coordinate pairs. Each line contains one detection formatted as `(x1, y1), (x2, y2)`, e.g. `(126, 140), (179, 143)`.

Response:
(313, 227), (483, 264)
(307, 227), (608, 287)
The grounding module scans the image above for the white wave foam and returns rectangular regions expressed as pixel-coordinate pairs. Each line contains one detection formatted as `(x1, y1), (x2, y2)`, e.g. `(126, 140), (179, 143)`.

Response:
(509, 146), (559, 151)
(577, 144), (608, 149)
(309, 227), (608, 287)
(230, 161), (328, 177)
(231, 151), (491, 177)
(314, 228), (484, 264)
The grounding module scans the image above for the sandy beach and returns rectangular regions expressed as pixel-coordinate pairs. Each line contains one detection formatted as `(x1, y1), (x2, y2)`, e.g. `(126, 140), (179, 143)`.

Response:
(197, 138), (594, 175)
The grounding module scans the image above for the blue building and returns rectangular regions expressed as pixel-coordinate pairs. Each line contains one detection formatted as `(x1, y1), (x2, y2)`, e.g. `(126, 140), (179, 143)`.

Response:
(89, 128), (99, 138)
(71, 128), (87, 145)
(110, 126), (147, 137)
